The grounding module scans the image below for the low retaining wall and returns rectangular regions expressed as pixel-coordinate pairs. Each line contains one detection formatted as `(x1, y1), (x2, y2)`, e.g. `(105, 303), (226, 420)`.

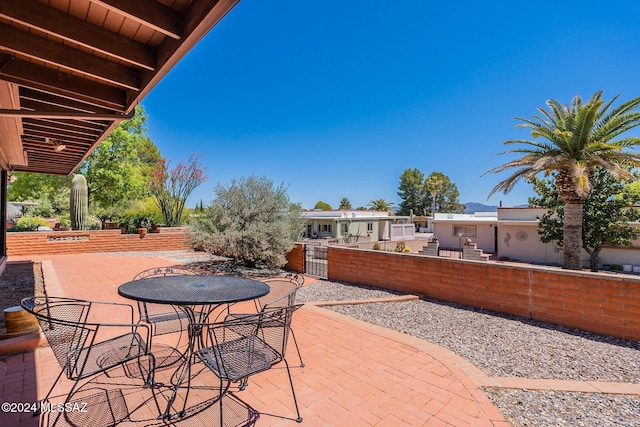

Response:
(285, 244), (304, 273)
(326, 246), (640, 341)
(7, 228), (191, 256)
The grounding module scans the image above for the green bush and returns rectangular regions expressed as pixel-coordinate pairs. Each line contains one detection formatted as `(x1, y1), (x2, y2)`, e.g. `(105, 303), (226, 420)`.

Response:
(11, 216), (51, 232)
(87, 215), (102, 230)
(394, 242), (406, 253)
(118, 212), (155, 233)
(33, 199), (55, 217)
(58, 213), (71, 228)
(188, 175), (305, 268)
(373, 243), (381, 250)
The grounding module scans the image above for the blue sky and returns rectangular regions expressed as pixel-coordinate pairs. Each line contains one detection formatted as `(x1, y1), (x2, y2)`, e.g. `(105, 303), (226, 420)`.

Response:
(144, 1), (640, 210)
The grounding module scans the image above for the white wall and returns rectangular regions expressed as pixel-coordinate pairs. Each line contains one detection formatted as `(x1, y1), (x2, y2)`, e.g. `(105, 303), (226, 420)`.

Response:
(433, 222), (496, 253)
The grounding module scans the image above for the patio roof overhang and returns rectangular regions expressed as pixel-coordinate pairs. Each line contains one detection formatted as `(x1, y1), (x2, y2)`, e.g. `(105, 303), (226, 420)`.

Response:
(0, 0), (239, 176)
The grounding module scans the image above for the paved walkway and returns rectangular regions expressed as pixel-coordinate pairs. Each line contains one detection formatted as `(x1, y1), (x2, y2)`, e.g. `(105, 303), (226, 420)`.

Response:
(1, 253), (638, 426)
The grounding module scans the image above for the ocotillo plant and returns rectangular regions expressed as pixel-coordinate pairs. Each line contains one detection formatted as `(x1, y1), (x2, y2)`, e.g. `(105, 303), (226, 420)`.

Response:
(70, 174), (88, 230)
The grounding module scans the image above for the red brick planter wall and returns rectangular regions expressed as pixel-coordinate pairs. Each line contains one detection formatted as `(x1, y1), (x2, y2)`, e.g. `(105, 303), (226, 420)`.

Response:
(327, 246), (640, 341)
(7, 228), (191, 256)
(285, 244), (304, 273)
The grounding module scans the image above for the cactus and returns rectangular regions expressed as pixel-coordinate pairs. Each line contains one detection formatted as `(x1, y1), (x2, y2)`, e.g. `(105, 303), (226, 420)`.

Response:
(70, 174), (88, 230)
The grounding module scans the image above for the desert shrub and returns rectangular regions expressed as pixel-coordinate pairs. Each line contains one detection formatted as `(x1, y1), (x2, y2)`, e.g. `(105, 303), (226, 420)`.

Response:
(373, 243), (381, 250)
(57, 213), (71, 228)
(394, 242), (406, 253)
(119, 212), (155, 233)
(33, 199), (55, 217)
(188, 175), (305, 268)
(87, 215), (102, 230)
(11, 216), (50, 231)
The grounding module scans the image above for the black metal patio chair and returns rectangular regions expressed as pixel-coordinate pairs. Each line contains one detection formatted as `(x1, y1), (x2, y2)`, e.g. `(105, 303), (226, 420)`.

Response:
(242, 273), (305, 368)
(187, 304), (304, 424)
(20, 296), (156, 420)
(132, 266), (198, 338)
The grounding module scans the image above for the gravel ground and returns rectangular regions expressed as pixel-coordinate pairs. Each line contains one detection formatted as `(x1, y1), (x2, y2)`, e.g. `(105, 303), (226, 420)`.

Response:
(0, 262), (45, 331)
(297, 280), (640, 427)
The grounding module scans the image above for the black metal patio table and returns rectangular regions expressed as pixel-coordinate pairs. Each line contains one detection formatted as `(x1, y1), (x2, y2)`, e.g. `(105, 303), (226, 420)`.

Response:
(118, 274), (270, 419)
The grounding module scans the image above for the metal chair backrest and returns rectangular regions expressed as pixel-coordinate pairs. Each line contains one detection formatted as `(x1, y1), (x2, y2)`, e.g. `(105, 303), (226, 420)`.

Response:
(258, 273), (304, 310)
(133, 267), (197, 328)
(22, 296), (94, 378)
(194, 304), (302, 382)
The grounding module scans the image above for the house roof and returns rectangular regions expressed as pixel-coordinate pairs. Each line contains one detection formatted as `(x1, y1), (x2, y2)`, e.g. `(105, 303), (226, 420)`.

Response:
(302, 210), (411, 221)
(0, 0), (239, 175)
(431, 212), (498, 223)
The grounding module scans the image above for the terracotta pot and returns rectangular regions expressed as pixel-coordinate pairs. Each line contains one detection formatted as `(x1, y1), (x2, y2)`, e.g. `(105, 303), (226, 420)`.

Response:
(4, 306), (39, 333)
(138, 228), (148, 236)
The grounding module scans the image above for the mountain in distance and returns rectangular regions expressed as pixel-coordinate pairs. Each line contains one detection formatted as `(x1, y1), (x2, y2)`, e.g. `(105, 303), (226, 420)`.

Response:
(464, 202), (498, 213)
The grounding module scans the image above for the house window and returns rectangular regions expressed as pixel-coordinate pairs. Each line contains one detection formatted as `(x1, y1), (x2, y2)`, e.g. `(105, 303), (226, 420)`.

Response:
(453, 225), (476, 237)
(341, 223), (348, 233)
(367, 223), (373, 232)
(318, 224), (331, 233)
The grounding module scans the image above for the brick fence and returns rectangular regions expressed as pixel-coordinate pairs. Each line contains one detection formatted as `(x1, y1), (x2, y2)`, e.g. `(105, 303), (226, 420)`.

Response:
(6, 227), (191, 256)
(286, 244), (640, 341)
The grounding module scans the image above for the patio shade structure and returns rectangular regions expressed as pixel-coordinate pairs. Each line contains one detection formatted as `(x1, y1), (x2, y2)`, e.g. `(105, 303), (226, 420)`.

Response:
(0, 0), (240, 265)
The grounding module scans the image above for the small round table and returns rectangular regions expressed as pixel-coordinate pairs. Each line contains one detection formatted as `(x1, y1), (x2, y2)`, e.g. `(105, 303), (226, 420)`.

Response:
(118, 274), (270, 419)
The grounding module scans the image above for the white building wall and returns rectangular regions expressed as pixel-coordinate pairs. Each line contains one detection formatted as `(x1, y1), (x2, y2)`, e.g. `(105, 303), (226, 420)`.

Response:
(498, 223), (563, 265)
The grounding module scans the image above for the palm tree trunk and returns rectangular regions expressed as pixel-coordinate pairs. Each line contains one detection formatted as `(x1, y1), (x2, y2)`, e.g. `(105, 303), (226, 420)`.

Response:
(563, 202), (584, 270)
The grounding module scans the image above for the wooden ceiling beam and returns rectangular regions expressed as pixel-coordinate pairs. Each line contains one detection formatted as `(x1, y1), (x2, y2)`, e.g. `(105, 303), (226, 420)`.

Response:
(91, 0), (183, 40)
(0, 55), (127, 111)
(0, 0), (156, 71)
(25, 117), (107, 133)
(22, 128), (97, 144)
(0, 23), (141, 90)
(23, 120), (102, 138)
(19, 90), (116, 116)
(21, 148), (86, 160)
(13, 163), (76, 174)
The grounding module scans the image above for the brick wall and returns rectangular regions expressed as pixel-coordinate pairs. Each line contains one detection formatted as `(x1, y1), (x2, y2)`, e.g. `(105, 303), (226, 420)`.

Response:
(327, 246), (640, 341)
(285, 244), (304, 273)
(7, 228), (191, 256)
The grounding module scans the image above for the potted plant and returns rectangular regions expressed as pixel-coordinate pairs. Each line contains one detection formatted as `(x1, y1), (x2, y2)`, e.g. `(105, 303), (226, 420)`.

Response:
(137, 216), (154, 235)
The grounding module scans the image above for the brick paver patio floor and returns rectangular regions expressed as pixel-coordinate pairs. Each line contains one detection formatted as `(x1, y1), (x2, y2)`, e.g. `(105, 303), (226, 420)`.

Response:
(1, 253), (509, 426)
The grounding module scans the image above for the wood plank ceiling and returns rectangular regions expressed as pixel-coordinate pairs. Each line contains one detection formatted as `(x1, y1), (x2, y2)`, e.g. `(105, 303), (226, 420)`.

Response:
(0, 0), (239, 175)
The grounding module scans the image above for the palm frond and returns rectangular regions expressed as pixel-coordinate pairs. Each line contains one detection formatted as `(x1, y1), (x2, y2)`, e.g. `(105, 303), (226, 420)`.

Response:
(592, 112), (640, 141)
(487, 167), (537, 198)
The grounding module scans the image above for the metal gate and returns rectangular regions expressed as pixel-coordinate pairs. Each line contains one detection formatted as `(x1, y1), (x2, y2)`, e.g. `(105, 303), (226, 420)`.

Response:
(304, 243), (328, 278)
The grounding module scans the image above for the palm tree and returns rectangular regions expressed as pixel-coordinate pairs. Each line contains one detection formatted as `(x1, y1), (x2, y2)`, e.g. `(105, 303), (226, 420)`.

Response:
(485, 91), (640, 270)
(425, 175), (443, 215)
(368, 198), (394, 213)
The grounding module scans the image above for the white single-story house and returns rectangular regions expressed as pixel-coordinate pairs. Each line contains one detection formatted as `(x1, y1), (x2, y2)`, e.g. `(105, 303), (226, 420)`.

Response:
(301, 210), (414, 243)
(432, 207), (640, 269)
(431, 212), (498, 252)
(497, 207), (640, 268)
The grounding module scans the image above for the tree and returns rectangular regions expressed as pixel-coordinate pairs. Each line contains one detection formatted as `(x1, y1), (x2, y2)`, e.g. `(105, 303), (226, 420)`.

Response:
(188, 176), (305, 268)
(149, 153), (207, 227)
(485, 91), (640, 270)
(8, 173), (71, 214)
(314, 201), (332, 210)
(338, 197), (352, 210)
(424, 172), (465, 214)
(368, 198), (393, 212)
(529, 169), (640, 271)
(80, 105), (158, 219)
(397, 168), (426, 215)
